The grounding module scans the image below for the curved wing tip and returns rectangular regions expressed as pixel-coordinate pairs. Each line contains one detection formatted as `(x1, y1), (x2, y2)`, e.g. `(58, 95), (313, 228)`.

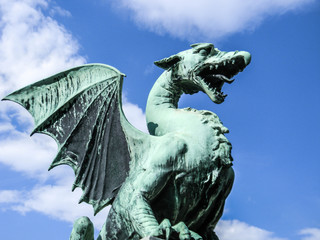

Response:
(72, 184), (77, 192)
(48, 161), (62, 171)
(93, 205), (103, 216)
(2, 95), (16, 102)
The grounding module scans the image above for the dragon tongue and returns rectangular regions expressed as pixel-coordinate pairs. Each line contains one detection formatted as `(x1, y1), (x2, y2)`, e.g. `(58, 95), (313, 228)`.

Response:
(213, 74), (234, 84)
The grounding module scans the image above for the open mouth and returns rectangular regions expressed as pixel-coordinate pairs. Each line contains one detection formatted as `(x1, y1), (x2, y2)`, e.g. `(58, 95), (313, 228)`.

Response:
(195, 55), (248, 103)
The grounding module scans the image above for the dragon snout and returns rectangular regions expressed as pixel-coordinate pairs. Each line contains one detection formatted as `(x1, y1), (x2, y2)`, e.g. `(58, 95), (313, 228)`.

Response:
(238, 51), (251, 66)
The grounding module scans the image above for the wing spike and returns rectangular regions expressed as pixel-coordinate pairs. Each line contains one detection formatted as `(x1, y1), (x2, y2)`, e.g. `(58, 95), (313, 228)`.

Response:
(91, 94), (117, 200)
(79, 192), (86, 204)
(84, 90), (118, 207)
(100, 98), (120, 200)
(73, 88), (117, 187)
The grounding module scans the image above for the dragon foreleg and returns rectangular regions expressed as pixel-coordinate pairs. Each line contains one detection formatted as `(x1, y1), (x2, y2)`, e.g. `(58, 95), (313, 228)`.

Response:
(128, 193), (163, 237)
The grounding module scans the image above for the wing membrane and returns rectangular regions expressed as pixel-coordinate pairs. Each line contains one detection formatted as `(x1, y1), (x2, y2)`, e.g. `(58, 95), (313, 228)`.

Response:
(3, 64), (131, 214)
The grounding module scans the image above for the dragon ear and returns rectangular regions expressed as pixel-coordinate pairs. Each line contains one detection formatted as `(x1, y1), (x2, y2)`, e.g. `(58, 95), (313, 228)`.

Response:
(191, 43), (214, 53)
(154, 55), (182, 70)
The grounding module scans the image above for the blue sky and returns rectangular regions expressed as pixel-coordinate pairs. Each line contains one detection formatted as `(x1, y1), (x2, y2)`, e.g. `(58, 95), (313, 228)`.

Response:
(0, 0), (319, 240)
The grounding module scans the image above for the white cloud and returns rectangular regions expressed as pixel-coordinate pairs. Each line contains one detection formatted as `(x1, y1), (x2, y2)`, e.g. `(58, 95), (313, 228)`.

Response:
(0, 131), (57, 180)
(299, 228), (320, 240)
(49, 6), (72, 18)
(0, 0), (86, 99)
(122, 95), (148, 133)
(0, 121), (15, 133)
(216, 220), (287, 240)
(0, 190), (22, 203)
(0, 184), (109, 229)
(10, 183), (110, 229)
(116, 0), (315, 40)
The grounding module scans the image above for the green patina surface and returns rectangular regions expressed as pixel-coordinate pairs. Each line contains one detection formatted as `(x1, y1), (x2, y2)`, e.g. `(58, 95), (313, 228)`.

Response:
(3, 43), (251, 240)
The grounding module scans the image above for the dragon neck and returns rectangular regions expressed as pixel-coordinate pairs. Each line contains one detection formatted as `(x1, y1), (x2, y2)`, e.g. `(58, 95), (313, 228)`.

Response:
(146, 70), (189, 136)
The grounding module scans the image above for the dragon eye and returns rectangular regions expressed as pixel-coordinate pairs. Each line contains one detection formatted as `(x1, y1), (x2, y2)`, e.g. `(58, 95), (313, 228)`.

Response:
(199, 49), (208, 56)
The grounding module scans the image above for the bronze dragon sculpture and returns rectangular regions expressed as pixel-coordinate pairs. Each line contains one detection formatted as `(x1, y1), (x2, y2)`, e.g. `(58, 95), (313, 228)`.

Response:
(3, 43), (251, 240)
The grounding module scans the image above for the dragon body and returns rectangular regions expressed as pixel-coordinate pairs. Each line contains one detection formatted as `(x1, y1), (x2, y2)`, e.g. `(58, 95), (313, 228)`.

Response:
(3, 43), (251, 240)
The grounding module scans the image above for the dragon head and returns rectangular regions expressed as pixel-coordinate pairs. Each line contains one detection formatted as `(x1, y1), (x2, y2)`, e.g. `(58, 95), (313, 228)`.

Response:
(154, 43), (251, 104)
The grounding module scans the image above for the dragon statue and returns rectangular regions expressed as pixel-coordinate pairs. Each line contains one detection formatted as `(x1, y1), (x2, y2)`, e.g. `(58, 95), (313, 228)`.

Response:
(3, 43), (251, 240)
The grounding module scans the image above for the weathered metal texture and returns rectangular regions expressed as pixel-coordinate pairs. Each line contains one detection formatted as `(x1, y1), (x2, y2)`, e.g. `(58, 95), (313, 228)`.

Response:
(4, 43), (251, 240)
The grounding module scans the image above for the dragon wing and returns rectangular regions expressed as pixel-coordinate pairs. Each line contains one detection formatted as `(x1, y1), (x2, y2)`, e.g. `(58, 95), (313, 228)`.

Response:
(3, 64), (146, 214)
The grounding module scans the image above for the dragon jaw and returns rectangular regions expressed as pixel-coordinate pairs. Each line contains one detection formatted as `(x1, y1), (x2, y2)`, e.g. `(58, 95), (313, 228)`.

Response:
(193, 49), (251, 104)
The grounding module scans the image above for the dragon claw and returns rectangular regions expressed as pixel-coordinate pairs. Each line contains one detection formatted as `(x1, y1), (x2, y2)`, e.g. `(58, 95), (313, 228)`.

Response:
(171, 222), (203, 240)
(151, 220), (203, 240)
(159, 219), (172, 240)
(190, 231), (203, 240)
(172, 222), (193, 240)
